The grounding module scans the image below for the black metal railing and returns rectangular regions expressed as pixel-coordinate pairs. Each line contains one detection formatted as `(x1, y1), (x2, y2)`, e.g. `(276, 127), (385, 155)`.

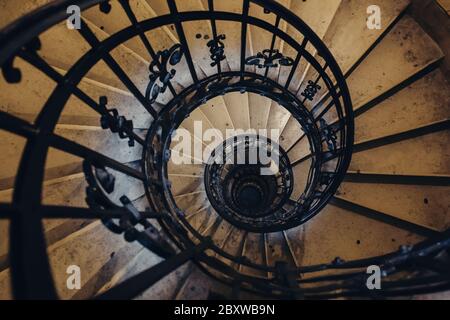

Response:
(0, 0), (448, 300)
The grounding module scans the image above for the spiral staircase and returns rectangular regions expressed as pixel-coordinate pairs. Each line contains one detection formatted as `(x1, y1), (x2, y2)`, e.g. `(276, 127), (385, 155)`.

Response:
(0, 0), (449, 300)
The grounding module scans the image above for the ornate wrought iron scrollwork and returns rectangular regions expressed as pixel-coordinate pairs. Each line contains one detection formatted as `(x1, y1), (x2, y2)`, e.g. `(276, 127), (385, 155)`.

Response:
(2, 57), (21, 83)
(99, 96), (135, 147)
(83, 161), (122, 233)
(145, 44), (184, 104)
(319, 119), (338, 152)
(207, 34), (226, 67)
(2, 38), (41, 83)
(83, 161), (175, 258)
(301, 80), (322, 101)
(245, 49), (294, 69)
(99, 1), (112, 14)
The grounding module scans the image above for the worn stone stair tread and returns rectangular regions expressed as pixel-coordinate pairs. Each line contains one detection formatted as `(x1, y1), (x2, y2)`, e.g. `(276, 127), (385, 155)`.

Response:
(186, 206), (210, 233)
(355, 69), (450, 143)
(205, 218), (224, 239)
(83, 18), (157, 95)
(137, 262), (193, 300)
(224, 92), (251, 130)
(248, 93), (272, 131)
(0, 221), (139, 299)
(39, 164), (143, 209)
(0, 126), (144, 193)
(249, 0), (289, 56)
(279, 116), (304, 151)
(83, 0), (174, 61)
(350, 130), (450, 176)
(0, 131), (27, 193)
(0, 219), (97, 278)
(172, 125), (210, 158)
(302, 15), (444, 117)
(239, 232), (267, 278)
(299, 0), (411, 96)
(54, 124), (145, 163)
(266, 102), (291, 133)
(291, 160), (312, 200)
(0, 217), (89, 268)
(0, 157), (141, 197)
(0, 56), (58, 124)
(168, 161), (205, 177)
(0, 0), (52, 29)
(170, 176), (204, 197)
(209, 219), (234, 251)
(287, 136), (310, 164)
(48, 222), (135, 299)
(338, 182), (449, 231)
(175, 265), (213, 300)
(181, 107), (218, 139)
(282, 228), (304, 268)
(198, 96), (235, 136)
(285, 204), (423, 268)
(198, 210), (220, 237)
(186, 206), (217, 239)
(0, 173), (97, 270)
(5, 63), (157, 129)
(170, 142), (207, 168)
(71, 242), (145, 299)
(174, 191), (209, 215)
(264, 231), (296, 275)
(298, 0), (412, 106)
(95, 246), (163, 298)
(38, 22), (126, 91)
(1, 222), (120, 298)
(326, 0), (411, 75)
(178, 108), (222, 161)
(348, 15), (444, 112)
(218, 227), (246, 267)
(0, 159), (144, 207)
(279, 0), (342, 91)
(29, 15), (170, 107)
(63, 71), (155, 129)
(0, 267), (12, 299)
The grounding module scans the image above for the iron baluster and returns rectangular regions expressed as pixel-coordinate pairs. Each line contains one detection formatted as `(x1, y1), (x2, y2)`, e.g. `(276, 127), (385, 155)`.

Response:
(167, 0), (199, 83)
(284, 38), (308, 89)
(50, 134), (145, 181)
(264, 15), (281, 80)
(145, 44), (183, 104)
(77, 20), (158, 118)
(240, 0), (250, 80)
(207, 0), (226, 74)
(118, 0), (176, 96)
(99, 96), (143, 147)
(95, 240), (212, 300)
